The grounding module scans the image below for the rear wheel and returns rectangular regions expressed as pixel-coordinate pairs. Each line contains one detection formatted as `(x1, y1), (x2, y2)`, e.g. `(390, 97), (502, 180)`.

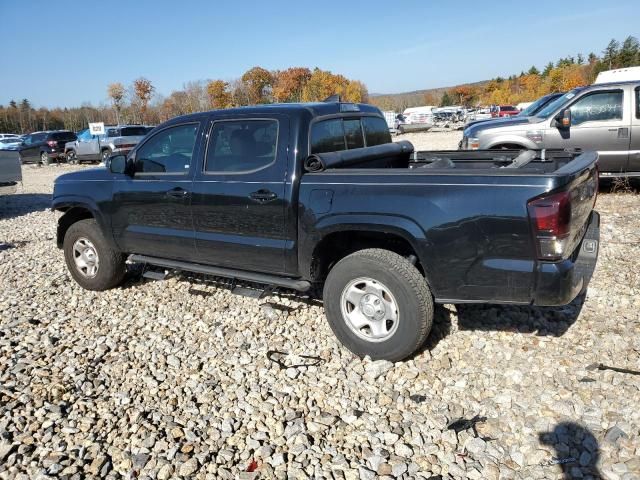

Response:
(41, 152), (50, 166)
(63, 219), (126, 291)
(323, 248), (434, 361)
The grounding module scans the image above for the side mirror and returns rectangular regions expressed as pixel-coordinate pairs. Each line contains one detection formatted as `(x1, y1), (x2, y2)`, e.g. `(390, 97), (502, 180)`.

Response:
(555, 108), (571, 128)
(108, 154), (127, 174)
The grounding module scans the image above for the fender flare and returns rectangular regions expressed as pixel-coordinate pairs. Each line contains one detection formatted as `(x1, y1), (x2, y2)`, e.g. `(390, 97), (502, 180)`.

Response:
(52, 195), (115, 249)
(485, 135), (538, 150)
(301, 213), (433, 285)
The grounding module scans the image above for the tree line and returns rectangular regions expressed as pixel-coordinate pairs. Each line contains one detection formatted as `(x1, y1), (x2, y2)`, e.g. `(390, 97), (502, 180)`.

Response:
(371, 36), (640, 111)
(0, 67), (368, 134)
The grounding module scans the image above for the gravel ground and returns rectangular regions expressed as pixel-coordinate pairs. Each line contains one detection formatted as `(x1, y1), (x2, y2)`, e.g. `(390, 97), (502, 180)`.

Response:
(393, 129), (462, 151)
(1, 143), (639, 479)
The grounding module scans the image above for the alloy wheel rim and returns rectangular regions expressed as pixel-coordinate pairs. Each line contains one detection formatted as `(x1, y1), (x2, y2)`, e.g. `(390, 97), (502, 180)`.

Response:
(72, 237), (99, 278)
(340, 277), (399, 342)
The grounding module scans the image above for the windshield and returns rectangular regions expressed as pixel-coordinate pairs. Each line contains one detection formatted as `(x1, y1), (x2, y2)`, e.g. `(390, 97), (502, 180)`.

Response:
(534, 90), (581, 119)
(519, 95), (559, 116)
(0, 138), (19, 143)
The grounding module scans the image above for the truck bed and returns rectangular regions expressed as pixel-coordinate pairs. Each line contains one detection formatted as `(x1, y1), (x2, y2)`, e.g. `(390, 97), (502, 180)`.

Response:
(409, 148), (582, 174)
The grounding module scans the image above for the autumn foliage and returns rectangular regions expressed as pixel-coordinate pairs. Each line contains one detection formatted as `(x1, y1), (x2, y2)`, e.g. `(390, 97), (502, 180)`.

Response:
(371, 35), (640, 111)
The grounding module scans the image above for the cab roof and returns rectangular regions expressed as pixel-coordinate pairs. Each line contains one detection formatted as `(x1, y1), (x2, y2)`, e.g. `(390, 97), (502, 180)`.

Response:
(166, 102), (383, 124)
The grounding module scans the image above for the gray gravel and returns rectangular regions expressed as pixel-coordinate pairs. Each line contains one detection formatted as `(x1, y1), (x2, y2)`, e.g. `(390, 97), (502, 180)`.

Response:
(1, 146), (639, 479)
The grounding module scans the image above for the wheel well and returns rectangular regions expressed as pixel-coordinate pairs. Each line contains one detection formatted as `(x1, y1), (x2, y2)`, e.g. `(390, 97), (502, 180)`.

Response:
(56, 207), (94, 248)
(490, 143), (526, 150)
(311, 230), (424, 282)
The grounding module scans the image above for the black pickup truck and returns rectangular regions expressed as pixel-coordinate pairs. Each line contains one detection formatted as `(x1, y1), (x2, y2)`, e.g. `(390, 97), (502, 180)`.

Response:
(52, 102), (600, 361)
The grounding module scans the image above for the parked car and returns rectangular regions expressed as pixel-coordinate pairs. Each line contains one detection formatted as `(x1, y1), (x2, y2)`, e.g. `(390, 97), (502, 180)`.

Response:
(52, 101), (600, 361)
(65, 125), (150, 164)
(0, 137), (23, 150)
(18, 130), (77, 165)
(490, 105), (519, 118)
(465, 93), (565, 130)
(460, 80), (640, 177)
(0, 133), (21, 140)
(0, 150), (22, 194)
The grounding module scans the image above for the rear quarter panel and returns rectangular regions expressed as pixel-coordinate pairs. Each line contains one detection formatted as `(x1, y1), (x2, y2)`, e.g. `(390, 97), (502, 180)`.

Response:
(299, 171), (552, 303)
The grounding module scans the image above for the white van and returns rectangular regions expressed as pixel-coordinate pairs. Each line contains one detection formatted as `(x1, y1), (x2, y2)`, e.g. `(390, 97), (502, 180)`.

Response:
(595, 66), (640, 84)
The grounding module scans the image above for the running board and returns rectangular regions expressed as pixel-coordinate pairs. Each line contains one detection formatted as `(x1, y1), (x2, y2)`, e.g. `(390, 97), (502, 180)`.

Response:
(128, 254), (311, 292)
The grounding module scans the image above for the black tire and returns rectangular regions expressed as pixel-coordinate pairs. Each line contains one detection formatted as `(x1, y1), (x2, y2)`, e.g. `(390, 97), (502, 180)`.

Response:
(323, 248), (433, 361)
(63, 219), (126, 291)
(66, 150), (77, 164)
(41, 151), (50, 166)
(101, 149), (111, 163)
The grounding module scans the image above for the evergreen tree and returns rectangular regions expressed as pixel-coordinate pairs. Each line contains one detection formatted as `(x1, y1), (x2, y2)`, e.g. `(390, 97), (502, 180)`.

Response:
(527, 66), (540, 75)
(618, 36), (639, 67)
(602, 38), (620, 68)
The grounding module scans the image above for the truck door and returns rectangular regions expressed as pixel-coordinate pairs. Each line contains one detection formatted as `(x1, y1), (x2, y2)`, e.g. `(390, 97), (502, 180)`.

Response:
(110, 121), (202, 261)
(191, 114), (289, 275)
(629, 85), (640, 173)
(544, 88), (630, 174)
(75, 129), (93, 159)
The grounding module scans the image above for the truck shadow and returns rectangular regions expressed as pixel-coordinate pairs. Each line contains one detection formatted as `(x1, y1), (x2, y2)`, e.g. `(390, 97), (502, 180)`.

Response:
(419, 293), (586, 355)
(0, 193), (51, 220)
(455, 293), (586, 336)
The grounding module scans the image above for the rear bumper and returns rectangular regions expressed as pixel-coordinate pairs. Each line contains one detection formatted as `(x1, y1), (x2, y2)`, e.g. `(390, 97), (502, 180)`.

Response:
(533, 210), (600, 306)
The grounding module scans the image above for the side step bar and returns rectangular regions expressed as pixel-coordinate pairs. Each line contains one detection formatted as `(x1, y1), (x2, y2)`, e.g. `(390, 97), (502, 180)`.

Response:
(128, 254), (311, 292)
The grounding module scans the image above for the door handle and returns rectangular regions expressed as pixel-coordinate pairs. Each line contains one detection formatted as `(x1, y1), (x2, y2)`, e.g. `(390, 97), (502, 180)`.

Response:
(249, 189), (277, 202)
(165, 187), (190, 198)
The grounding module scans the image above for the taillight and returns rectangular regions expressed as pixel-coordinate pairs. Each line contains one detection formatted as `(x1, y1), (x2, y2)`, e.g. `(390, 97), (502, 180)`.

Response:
(47, 140), (56, 147)
(527, 190), (572, 260)
(116, 143), (135, 149)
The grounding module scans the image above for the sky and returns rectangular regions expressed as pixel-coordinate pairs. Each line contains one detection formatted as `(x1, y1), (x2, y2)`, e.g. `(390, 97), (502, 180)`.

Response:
(1, 0), (638, 108)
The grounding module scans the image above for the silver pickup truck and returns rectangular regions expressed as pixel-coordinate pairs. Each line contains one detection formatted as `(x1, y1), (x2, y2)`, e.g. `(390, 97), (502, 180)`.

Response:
(65, 125), (151, 164)
(460, 80), (640, 177)
(0, 150), (22, 194)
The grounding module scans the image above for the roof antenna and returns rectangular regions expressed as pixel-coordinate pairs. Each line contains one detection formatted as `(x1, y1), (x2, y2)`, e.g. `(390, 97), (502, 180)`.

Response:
(323, 94), (341, 103)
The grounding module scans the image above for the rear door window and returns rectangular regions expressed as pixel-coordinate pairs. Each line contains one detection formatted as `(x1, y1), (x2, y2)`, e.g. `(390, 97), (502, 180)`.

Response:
(205, 119), (278, 173)
(362, 116), (392, 146)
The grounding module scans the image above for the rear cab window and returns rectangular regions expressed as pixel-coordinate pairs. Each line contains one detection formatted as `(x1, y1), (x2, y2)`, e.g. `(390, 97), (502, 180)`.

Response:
(310, 115), (391, 154)
(50, 131), (77, 142)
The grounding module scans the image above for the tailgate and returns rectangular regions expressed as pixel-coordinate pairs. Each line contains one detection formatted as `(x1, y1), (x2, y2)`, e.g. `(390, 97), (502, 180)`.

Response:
(0, 150), (22, 184)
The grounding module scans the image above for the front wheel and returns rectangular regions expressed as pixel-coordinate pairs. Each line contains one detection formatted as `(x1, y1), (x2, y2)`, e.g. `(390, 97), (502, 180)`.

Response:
(63, 219), (126, 291)
(41, 152), (50, 166)
(323, 248), (434, 361)
(101, 149), (111, 163)
(66, 150), (77, 164)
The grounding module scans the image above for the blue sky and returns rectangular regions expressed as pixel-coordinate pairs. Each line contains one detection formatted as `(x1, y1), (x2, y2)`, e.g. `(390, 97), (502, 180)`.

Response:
(1, 0), (638, 107)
